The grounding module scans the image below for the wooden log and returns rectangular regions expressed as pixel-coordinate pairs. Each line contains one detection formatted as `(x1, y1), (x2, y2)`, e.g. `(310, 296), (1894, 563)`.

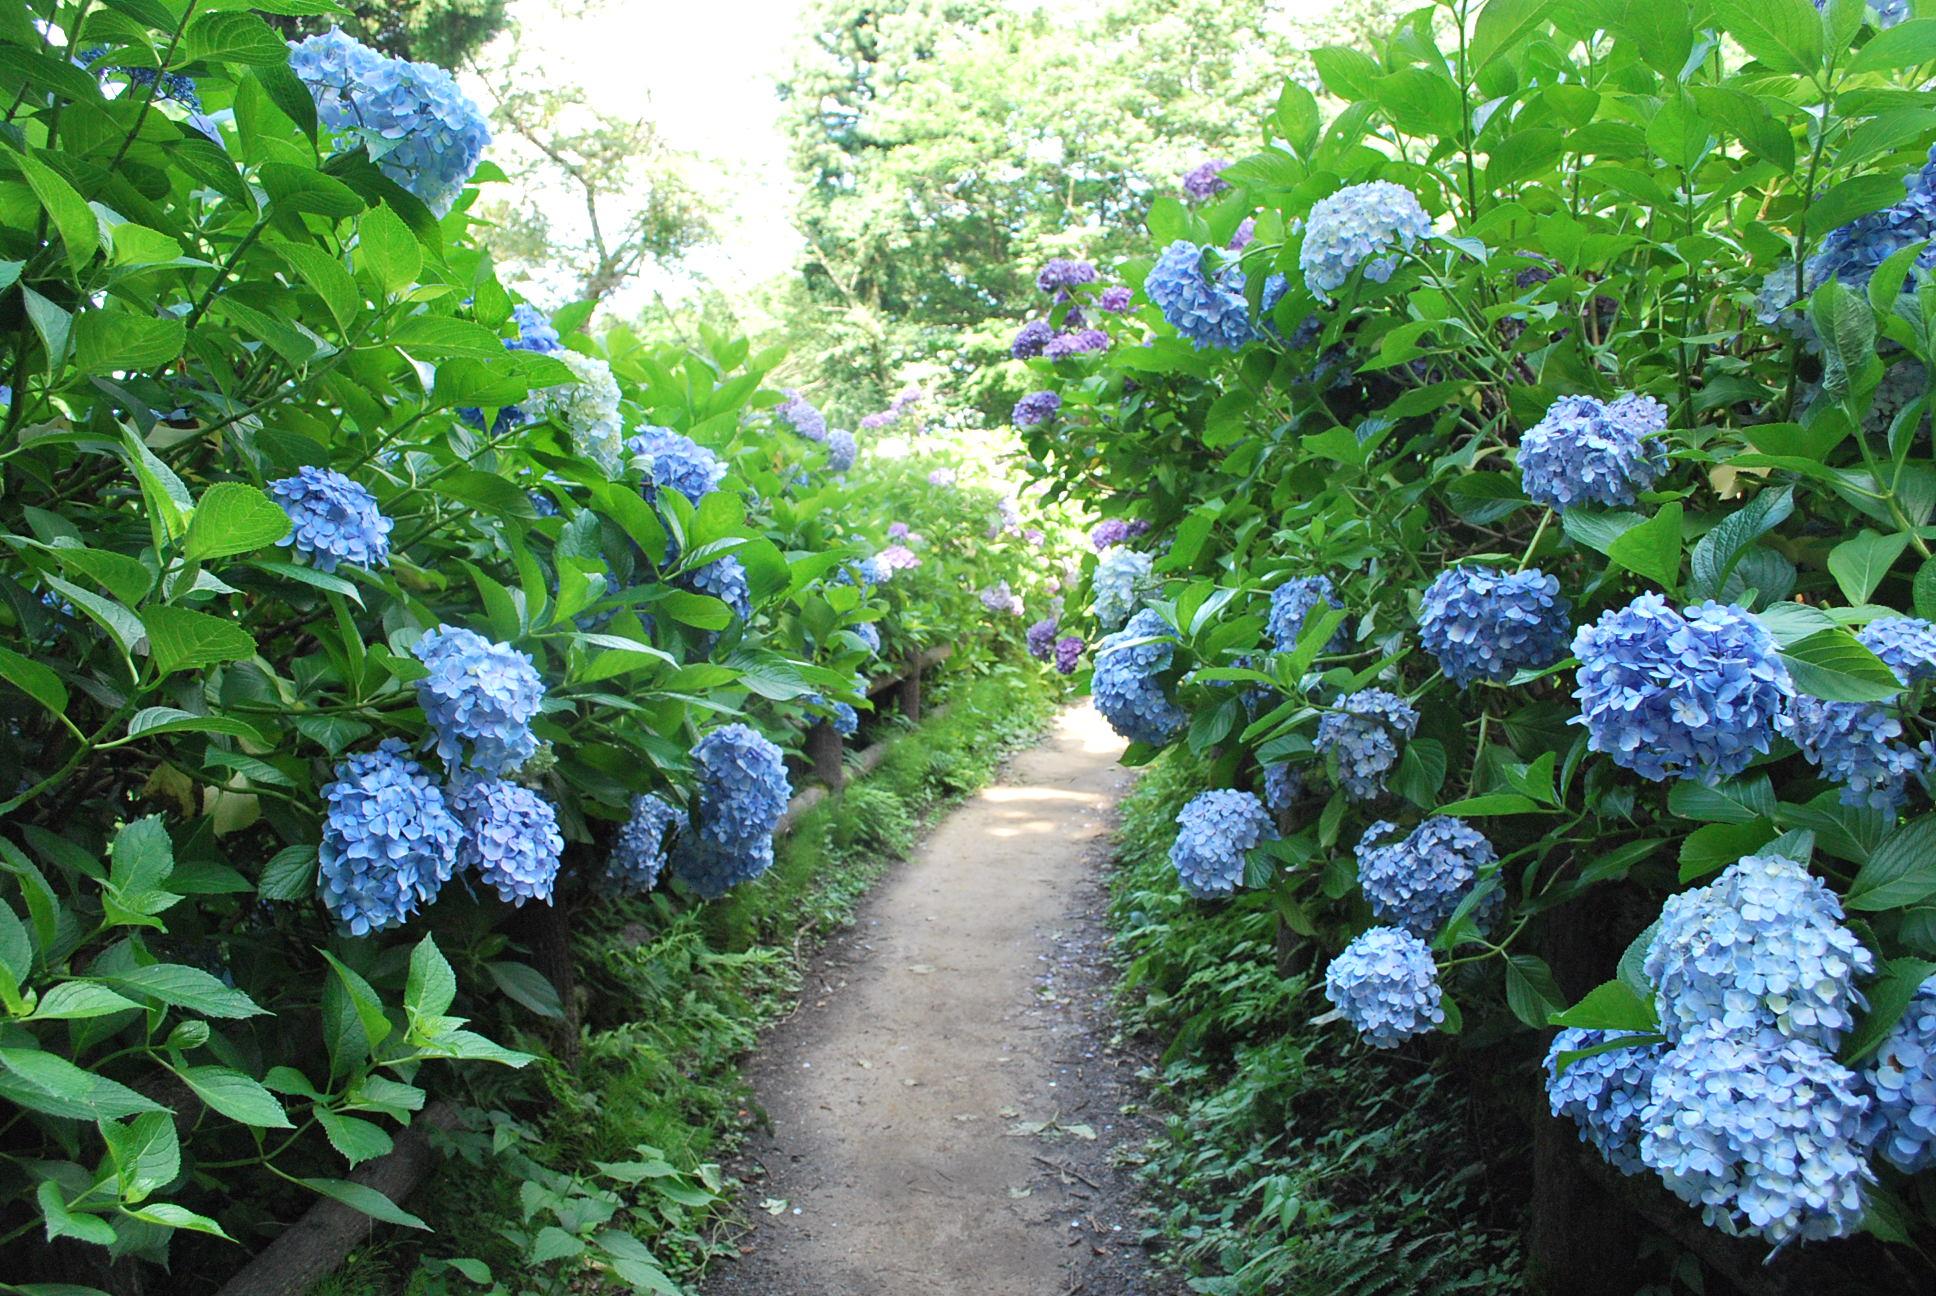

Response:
(212, 1102), (461, 1296)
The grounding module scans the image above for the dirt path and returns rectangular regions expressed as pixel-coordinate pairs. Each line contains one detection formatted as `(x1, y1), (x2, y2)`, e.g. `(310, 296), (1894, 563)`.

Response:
(702, 703), (1170, 1296)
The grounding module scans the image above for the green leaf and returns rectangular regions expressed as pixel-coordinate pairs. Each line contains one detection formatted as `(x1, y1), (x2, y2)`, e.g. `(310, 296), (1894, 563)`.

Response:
(103, 1111), (179, 1203)
(122, 1202), (234, 1240)
(1779, 627), (1904, 703)
(125, 707), (270, 745)
(27, 982), (141, 1021)
(102, 816), (181, 928)
(406, 934), (458, 1021)
(1687, 487), (1793, 601)
(141, 606), (258, 677)
(183, 10), (291, 65)
(484, 961), (564, 1019)
(100, 965), (266, 1019)
(1605, 501), (1683, 591)
(1550, 979), (1659, 1031)
(358, 204), (422, 296)
(275, 243), (360, 330)
(257, 844), (317, 901)
(185, 483), (292, 562)
(297, 1177), (429, 1228)
(1677, 820), (1778, 882)
(1846, 815), (1936, 911)
(1827, 529), (1909, 605)
(1811, 276), (1878, 401)
(180, 1065), (293, 1128)
(1433, 793), (1543, 816)
(37, 1180), (117, 1247)
(317, 1111), (394, 1166)
(14, 147), (99, 271)
(74, 312), (185, 374)
(0, 644), (69, 717)
(1710, 0), (1823, 73)
(1470, 0), (1558, 69)
(1667, 775), (1777, 824)
(1842, 957), (1936, 1064)
(120, 429), (192, 542)
(1505, 953), (1564, 1028)
(321, 952), (393, 1053)
(1848, 18), (1936, 72)
(0, 1046), (165, 1119)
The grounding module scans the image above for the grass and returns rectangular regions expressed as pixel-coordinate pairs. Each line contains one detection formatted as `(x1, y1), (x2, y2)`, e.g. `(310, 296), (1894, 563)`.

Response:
(314, 664), (1061, 1295)
(1106, 756), (1527, 1296)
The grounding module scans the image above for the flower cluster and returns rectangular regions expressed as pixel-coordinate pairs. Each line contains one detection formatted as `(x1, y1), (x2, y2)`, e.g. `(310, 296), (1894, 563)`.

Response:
(1300, 181), (1431, 300)
(979, 582), (1025, 616)
(602, 793), (683, 894)
(1763, 143), (1936, 327)
(1644, 853), (1875, 1049)
(1181, 159), (1230, 201)
(826, 429), (859, 473)
(1867, 973), (1936, 1172)
(1090, 518), (1150, 550)
(1262, 762), (1303, 813)
(1354, 817), (1497, 936)
(776, 390), (828, 442)
(290, 29), (489, 216)
(1572, 596), (1792, 784)
(505, 303), (562, 353)
(687, 555), (752, 622)
(1012, 390), (1061, 428)
(1316, 689), (1418, 800)
(1099, 285), (1134, 312)
(1092, 546), (1153, 630)
(318, 741), (462, 936)
(1639, 1030), (1874, 1244)
(1037, 259), (1098, 293)
(1144, 240), (1263, 351)
(525, 349), (625, 476)
(1781, 616), (1936, 813)
(448, 775), (564, 907)
(412, 626), (546, 774)
(673, 724), (791, 897)
(1544, 1030), (1662, 1175)
(859, 387), (924, 430)
(1417, 565), (1571, 686)
(1170, 789), (1278, 898)
(1518, 393), (1670, 510)
(1026, 617), (1060, 661)
(1043, 329), (1111, 360)
(1012, 319), (1054, 359)
(1266, 575), (1345, 653)
(1091, 609), (1185, 745)
(1324, 926), (1444, 1047)
(270, 466), (393, 573)
(627, 427), (726, 508)
(854, 621), (882, 656)
(81, 46), (201, 109)
(878, 546), (921, 574)
(1053, 635), (1083, 675)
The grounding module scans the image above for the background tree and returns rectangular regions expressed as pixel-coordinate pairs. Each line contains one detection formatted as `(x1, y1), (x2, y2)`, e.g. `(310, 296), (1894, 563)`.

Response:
(270, 0), (511, 66)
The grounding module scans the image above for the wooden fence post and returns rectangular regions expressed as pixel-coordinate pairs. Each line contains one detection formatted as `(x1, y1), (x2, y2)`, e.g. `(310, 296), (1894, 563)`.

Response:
(806, 720), (845, 790)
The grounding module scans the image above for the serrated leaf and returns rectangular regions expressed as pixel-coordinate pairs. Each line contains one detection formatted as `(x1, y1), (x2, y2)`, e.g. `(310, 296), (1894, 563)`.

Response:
(1846, 815), (1936, 911)
(185, 483), (291, 561)
(1550, 978), (1658, 1031)
(141, 606), (257, 677)
(1780, 627), (1904, 702)
(318, 1110), (393, 1166)
(180, 1065), (293, 1128)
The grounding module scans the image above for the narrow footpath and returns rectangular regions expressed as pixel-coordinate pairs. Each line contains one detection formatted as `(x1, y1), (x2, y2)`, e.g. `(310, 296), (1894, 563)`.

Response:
(702, 703), (1170, 1296)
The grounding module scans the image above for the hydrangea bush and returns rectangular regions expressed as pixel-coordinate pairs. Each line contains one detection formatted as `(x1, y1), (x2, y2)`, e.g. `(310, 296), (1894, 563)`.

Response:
(1004, 0), (1936, 1266)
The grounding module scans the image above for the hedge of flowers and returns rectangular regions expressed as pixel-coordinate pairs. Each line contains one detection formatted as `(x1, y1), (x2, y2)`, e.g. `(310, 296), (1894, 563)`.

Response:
(0, 9), (1057, 1278)
(1007, 0), (1936, 1262)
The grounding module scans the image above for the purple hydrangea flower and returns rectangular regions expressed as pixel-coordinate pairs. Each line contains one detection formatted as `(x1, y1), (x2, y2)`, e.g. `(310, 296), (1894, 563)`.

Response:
(1781, 616), (1936, 813)
(1012, 319), (1054, 359)
(318, 740), (462, 936)
(1519, 393), (1670, 510)
(412, 626), (546, 774)
(1325, 925), (1444, 1047)
(979, 582), (1025, 616)
(1418, 565), (1572, 686)
(1037, 259), (1098, 293)
(1316, 688), (1418, 800)
(1090, 518), (1149, 550)
(1091, 609), (1185, 745)
(270, 466), (393, 573)
(1054, 635), (1083, 675)
(854, 621), (882, 656)
(602, 793), (683, 894)
(448, 774), (564, 907)
(1572, 595), (1792, 784)
(1012, 390), (1061, 428)
(1026, 617), (1060, 661)
(776, 389), (828, 442)
(1545, 1029), (1662, 1175)
(1043, 329), (1111, 360)
(1228, 217), (1257, 252)
(1170, 789), (1278, 897)
(826, 428), (858, 473)
(1098, 286), (1134, 313)
(1181, 159), (1230, 201)
(1262, 762), (1303, 813)
(505, 303), (562, 353)
(1300, 180), (1432, 300)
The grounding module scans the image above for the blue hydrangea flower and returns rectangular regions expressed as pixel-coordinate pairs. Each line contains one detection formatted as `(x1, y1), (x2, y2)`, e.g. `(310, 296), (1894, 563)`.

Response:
(1865, 972), (1936, 1172)
(1262, 762), (1303, 813)
(1092, 609), (1186, 746)
(1037, 259), (1098, 293)
(1765, 143), (1936, 330)
(1026, 617), (1060, 661)
(1324, 926), (1444, 1047)
(602, 793), (683, 894)
(1781, 616), (1936, 814)
(1012, 390), (1061, 428)
(318, 740), (462, 936)
(525, 349), (625, 476)
(1545, 1029), (1662, 1176)
(1644, 853), (1874, 1051)
(1266, 575), (1345, 653)
(1300, 181), (1431, 300)
(686, 555), (751, 622)
(448, 775), (564, 907)
(1572, 596), (1792, 784)
(1092, 546), (1153, 631)
(1519, 394), (1670, 510)
(1012, 320), (1054, 358)
(270, 466), (393, 572)
(1144, 240), (1259, 350)
(80, 47), (201, 109)
(826, 429), (858, 473)
(412, 626), (546, 775)
(673, 724), (791, 897)
(1316, 689), (1418, 800)
(1418, 565), (1572, 686)
(1640, 1030), (1874, 1245)
(777, 390), (827, 442)
(1170, 789), (1278, 897)
(505, 303), (561, 353)
(290, 28), (489, 216)
(1354, 817), (1498, 936)
(627, 427), (726, 507)
(854, 621), (882, 655)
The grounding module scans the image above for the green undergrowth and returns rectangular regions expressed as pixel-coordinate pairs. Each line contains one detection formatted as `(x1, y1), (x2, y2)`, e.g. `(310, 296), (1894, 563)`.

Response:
(316, 665), (1060, 1295)
(1109, 758), (1525, 1296)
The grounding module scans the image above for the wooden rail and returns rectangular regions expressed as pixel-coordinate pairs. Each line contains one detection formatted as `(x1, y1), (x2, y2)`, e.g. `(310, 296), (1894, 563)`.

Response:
(213, 642), (957, 1296)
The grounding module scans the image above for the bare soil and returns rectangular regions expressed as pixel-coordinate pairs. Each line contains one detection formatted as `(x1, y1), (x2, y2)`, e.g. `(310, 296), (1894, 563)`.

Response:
(699, 704), (1178, 1296)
